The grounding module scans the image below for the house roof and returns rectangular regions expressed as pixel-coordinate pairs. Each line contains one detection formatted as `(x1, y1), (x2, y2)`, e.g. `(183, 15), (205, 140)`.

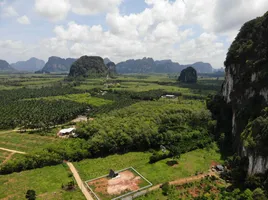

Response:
(59, 128), (75, 134)
(166, 95), (175, 97)
(216, 165), (224, 170)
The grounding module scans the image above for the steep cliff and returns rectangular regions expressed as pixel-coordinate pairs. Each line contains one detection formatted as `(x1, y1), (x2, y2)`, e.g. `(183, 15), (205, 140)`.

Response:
(39, 57), (76, 73)
(106, 61), (116, 75)
(69, 56), (108, 78)
(222, 11), (268, 174)
(178, 67), (197, 83)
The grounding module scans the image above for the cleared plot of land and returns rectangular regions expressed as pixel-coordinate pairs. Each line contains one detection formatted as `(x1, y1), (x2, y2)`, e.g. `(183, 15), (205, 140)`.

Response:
(0, 164), (85, 200)
(0, 131), (59, 152)
(75, 146), (222, 186)
(27, 93), (113, 107)
(86, 168), (152, 200)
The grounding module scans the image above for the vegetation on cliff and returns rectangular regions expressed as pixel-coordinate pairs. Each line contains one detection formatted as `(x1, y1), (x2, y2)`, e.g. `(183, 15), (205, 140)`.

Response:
(178, 67), (197, 83)
(69, 56), (108, 78)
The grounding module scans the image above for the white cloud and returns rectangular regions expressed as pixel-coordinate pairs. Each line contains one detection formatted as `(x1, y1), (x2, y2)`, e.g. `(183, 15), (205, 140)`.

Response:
(2, 0), (268, 68)
(71, 0), (123, 15)
(1, 6), (18, 17)
(0, 40), (23, 49)
(54, 22), (104, 42)
(17, 15), (31, 25)
(35, 0), (71, 21)
(34, 0), (123, 21)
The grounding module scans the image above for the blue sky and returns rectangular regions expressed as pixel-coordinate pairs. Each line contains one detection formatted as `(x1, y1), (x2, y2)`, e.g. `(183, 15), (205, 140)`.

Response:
(0, 0), (267, 68)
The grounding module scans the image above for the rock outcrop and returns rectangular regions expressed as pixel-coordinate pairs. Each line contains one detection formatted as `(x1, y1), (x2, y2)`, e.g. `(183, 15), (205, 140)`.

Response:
(178, 67), (197, 83)
(106, 61), (116, 75)
(39, 56), (76, 73)
(222, 11), (268, 175)
(11, 57), (45, 72)
(68, 56), (108, 78)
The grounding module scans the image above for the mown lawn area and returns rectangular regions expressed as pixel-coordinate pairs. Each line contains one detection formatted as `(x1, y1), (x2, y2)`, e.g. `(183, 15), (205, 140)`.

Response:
(0, 164), (85, 200)
(74, 144), (222, 185)
(0, 131), (59, 152)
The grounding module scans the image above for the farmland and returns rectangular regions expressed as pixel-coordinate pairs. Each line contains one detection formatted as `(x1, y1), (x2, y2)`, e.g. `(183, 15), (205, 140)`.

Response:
(0, 73), (225, 199)
(27, 93), (113, 107)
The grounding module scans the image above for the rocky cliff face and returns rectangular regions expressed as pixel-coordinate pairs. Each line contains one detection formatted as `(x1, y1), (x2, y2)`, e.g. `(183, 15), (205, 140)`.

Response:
(40, 56), (76, 73)
(106, 61), (116, 75)
(222, 11), (268, 175)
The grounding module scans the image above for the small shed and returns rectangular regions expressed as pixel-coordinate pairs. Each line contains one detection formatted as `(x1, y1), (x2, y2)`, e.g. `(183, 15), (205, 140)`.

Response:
(165, 95), (176, 99)
(57, 128), (76, 137)
(216, 165), (224, 172)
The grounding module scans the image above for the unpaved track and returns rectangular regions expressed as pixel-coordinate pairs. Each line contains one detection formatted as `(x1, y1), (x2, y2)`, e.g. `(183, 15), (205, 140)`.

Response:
(148, 171), (217, 192)
(66, 162), (94, 200)
(0, 147), (26, 154)
(2, 152), (15, 165)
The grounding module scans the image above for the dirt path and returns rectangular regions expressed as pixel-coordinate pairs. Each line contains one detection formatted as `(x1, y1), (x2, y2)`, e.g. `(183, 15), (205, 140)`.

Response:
(66, 162), (94, 200)
(148, 171), (217, 192)
(0, 147), (26, 154)
(2, 152), (15, 165)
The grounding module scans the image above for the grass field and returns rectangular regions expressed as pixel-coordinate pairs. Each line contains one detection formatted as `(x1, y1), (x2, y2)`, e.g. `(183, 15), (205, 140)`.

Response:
(26, 93), (113, 107)
(0, 131), (59, 152)
(75, 144), (222, 186)
(0, 164), (85, 200)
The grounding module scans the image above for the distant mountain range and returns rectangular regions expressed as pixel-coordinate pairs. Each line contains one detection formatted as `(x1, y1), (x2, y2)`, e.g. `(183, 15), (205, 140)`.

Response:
(0, 60), (16, 72)
(11, 57), (45, 72)
(116, 57), (217, 74)
(37, 56), (77, 73)
(2, 56), (223, 74)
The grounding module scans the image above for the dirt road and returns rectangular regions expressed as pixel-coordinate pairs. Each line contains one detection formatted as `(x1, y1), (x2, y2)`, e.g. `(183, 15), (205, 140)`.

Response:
(148, 171), (217, 192)
(2, 152), (15, 165)
(66, 162), (94, 200)
(0, 147), (26, 154)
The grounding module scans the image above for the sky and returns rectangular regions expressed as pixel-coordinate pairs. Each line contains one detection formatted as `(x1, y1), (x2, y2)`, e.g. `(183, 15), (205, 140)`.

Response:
(0, 0), (267, 68)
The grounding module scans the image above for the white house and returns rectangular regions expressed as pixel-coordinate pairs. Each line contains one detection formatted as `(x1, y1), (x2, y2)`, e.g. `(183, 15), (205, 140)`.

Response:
(57, 128), (76, 137)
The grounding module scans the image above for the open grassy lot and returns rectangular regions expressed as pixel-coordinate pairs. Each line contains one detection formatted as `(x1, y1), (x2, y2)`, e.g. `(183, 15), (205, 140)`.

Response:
(0, 164), (85, 200)
(0, 131), (59, 152)
(74, 144), (222, 185)
(28, 93), (113, 107)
